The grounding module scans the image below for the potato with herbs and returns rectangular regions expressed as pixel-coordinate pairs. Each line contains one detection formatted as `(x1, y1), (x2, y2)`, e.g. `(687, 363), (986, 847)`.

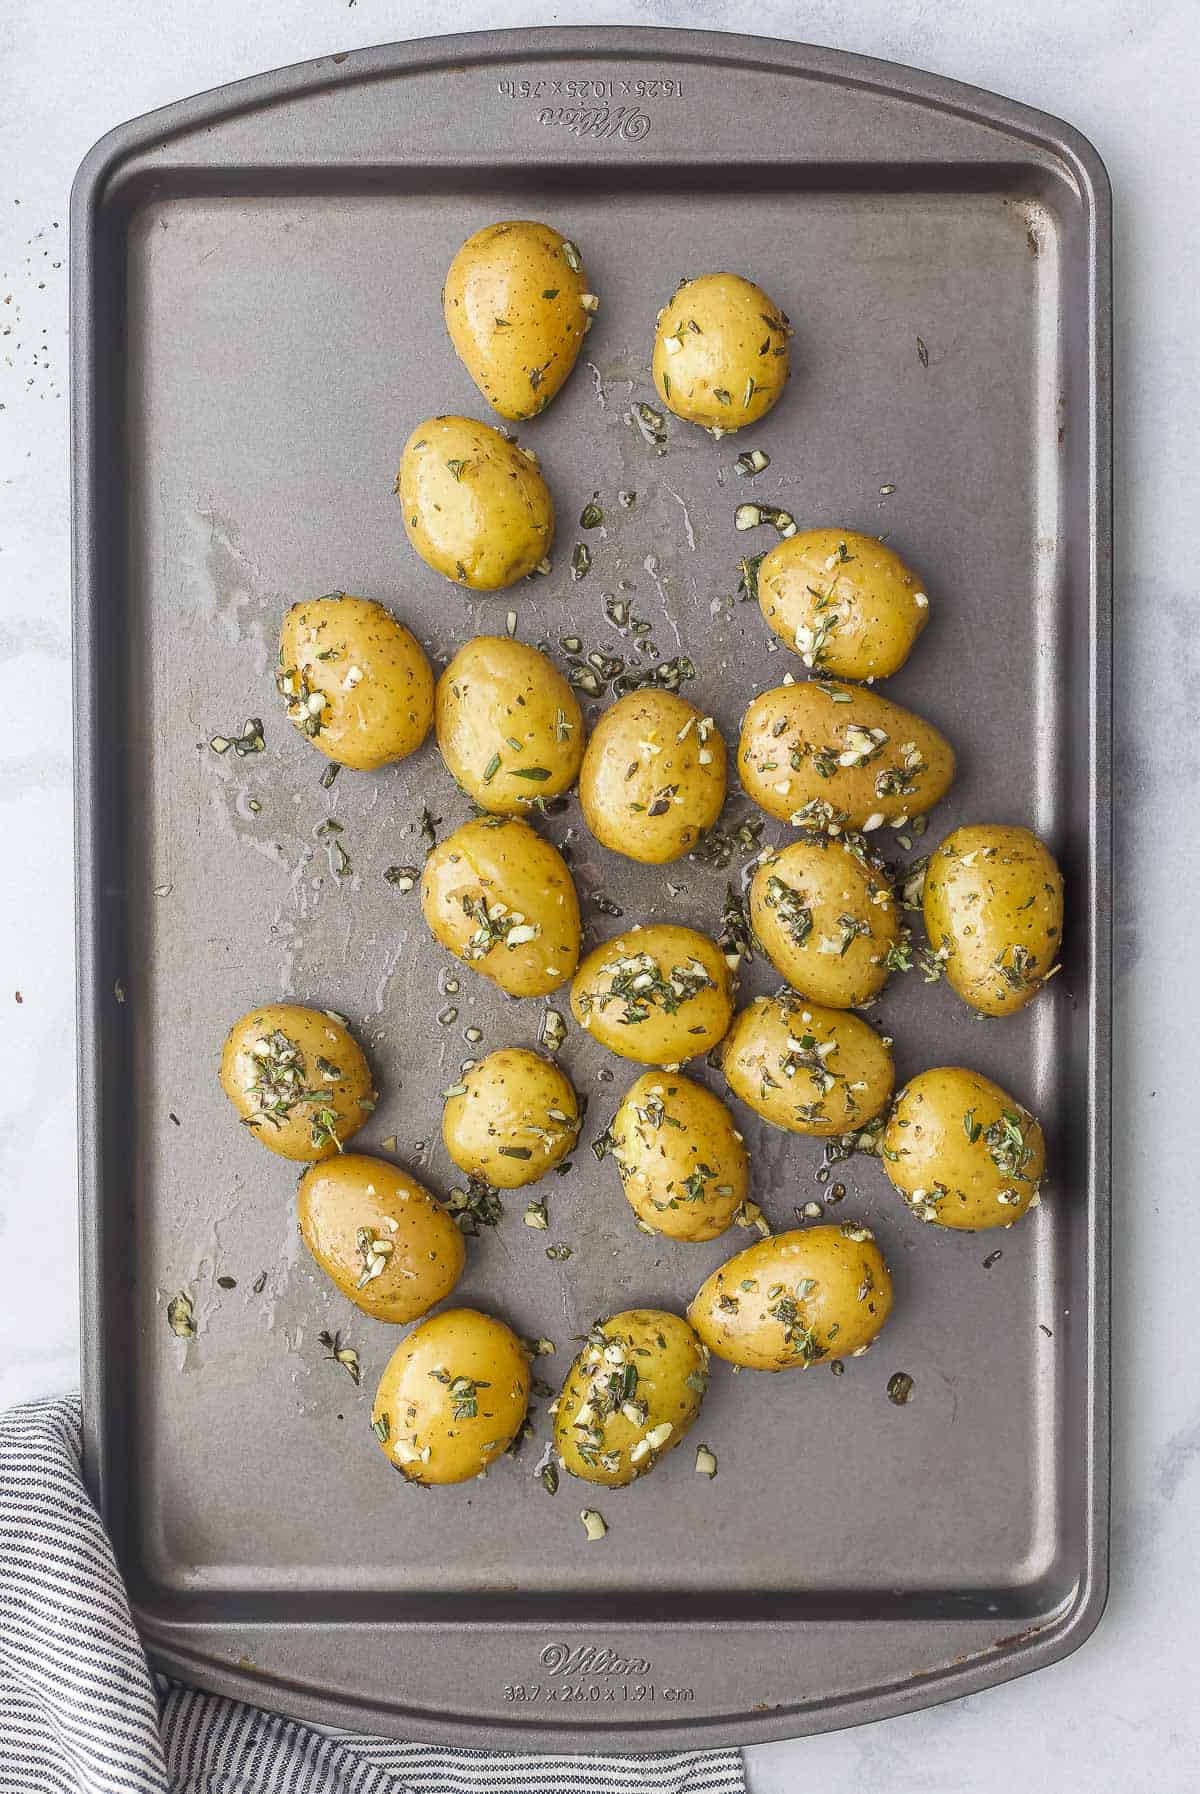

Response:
(219, 1003), (374, 1161)
(721, 993), (893, 1136)
(397, 416), (553, 590)
(882, 1066), (1045, 1229)
(421, 817), (580, 998)
(738, 679), (955, 833)
(554, 1310), (708, 1487)
(571, 924), (733, 1066)
(579, 690), (726, 864)
(436, 636), (583, 814)
(688, 1225), (893, 1371)
(923, 824), (1064, 1016)
(444, 220), (595, 420)
(442, 1048), (580, 1188)
(756, 529), (929, 680)
(297, 1154), (464, 1322)
(749, 838), (899, 1008)
(276, 595), (433, 770)
(652, 273), (791, 432)
(371, 1308), (530, 1486)
(608, 1071), (748, 1241)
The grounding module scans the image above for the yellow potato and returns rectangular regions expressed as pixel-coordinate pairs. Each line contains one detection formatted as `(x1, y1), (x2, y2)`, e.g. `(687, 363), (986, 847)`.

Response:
(371, 1308), (530, 1486)
(688, 1225), (893, 1370)
(442, 1048), (580, 1188)
(882, 1066), (1046, 1230)
(554, 1310), (708, 1487)
(608, 1071), (748, 1241)
(738, 679), (955, 833)
(275, 595), (433, 770)
(721, 994), (893, 1136)
(923, 824), (1065, 1016)
(570, 924), (734, 1066)
(749, 837), (899, 1008)
(578, 690), (726, 864)
(297, 1153), (464, 1322)
(435, 636), (583, 815)
(652, 273), (791, 432)
(219, 1003), (374, 1161)
(757, 529), (929, 680)
(397, 416), (553, 590)
(420, 816), (580, 998)
(443, 220), (594, 420)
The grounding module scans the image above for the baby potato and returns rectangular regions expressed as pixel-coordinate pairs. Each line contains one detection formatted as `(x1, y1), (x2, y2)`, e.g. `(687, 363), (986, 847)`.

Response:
(923, 824), (1064, 1016)
(442, 1048), (580, 1188)
(397, 416), (553, 590)
(757, 529), (929, 680)
(652, 273), (791, 432)
(297, 1154), (464, 1322)
(571, 924), (733, 1066)
(420, 816), (580, 998)
(371, 1308), (530, 1486)
(444, 220), (594, 420)
(436, 636), (584, 814)
(688, 1225), (893, 1370)
(219, 1003), (374, 1161)
(275, 595), (432, 771)
(882, 1066), (1046, 1230)
(579, 691), (726, 864)
(554, 1310), (708, 1487)
(608, 1071), (748, 1241)
(721, 993), (893, 1136)
(749, 837), (899, 1008)
(738, 679), (955, 833)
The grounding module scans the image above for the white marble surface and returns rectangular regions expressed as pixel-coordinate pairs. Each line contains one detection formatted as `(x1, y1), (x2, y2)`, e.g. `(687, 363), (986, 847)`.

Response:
(0, 1), (1194, 1786)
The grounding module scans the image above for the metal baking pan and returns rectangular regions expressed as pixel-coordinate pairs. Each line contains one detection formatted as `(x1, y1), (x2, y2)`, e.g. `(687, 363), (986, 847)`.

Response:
(72, 27), (1111, 1750)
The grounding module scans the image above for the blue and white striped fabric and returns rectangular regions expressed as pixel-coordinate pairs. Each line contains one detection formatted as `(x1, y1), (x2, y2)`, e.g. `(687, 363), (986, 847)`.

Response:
(0, 1398), (745, 1794)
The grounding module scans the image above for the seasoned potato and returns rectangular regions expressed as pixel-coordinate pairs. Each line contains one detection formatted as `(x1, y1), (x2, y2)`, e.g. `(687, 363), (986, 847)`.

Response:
(276, 595), (433, 770)
(749, 837), (899, 1008)
(397, 416), (553, 590)
(436, 636), (583, 814)
(444, 220), (594, 420)
(757, 529), (929, 680)
(721, 993), (893, 1136)
(688, 1225), (893, 1370)
(421, 817), (580, 998)
(738, 679), (955, 833)
(579, 691), (726, 864)
(554, 1310), (708, 1487)
(219, 1003), (374, 1161)
(442, 1048), (580, 1188)
(608, 1071), (748, 1241)
(297, 1154), (464, 1322)
(882, 1066), (1045, 1230)
(571, 924), (733, 1066)
(652, 273), (791, 432)
(923, 824), (1064, 1016)
(371, 1308), (530, 1486)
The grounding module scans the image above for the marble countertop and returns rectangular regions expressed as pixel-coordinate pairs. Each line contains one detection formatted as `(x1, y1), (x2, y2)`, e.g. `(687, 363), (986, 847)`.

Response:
(1, 2), (1193, 1786)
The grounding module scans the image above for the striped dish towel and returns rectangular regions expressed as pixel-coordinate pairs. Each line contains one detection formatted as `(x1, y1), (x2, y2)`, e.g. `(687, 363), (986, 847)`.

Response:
(0, 1398), (745, 1794)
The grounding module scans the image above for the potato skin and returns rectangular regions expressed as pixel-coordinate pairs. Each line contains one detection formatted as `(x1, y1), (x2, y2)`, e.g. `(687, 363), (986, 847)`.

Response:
(420, 817), (581, 998)
(442, 1048), (580, 1188)
(652, 273), (791, 431)
(882, 1066), (1045, 1230)
(749, 838), (899, 1008)
(757, 529), (929, 680)
(571, 924), (734, 1066)
(738, 679), (955, 833)
(436, 636), (584, 815)
(397, 416), (554, 590)
(371, 1308), (530, 1486)
(219, 1003), (374, 1161)
(276, 596), (433, 770)
(554, 1310), (708, 1487)
(721, 993), (893, 1136)
(688, 1225), (893, 1370)
(297, 1154), (464, 1322)
(444, 220), (593, 420)
(609, 1071), (748, 1241)
(579, 691), (726, 864)
(923, 824), (1064, 1016)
